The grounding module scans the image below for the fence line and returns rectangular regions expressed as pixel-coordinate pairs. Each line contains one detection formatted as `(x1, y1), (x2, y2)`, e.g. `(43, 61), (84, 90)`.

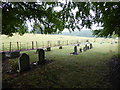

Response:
(1, 38), (115, 52)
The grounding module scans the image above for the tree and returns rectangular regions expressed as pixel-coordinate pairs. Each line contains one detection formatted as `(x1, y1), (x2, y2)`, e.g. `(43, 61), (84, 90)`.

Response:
(1, 1), (120, 37)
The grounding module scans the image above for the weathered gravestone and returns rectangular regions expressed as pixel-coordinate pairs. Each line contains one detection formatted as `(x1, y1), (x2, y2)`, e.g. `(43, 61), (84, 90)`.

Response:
(59, 46), (62, 49)
(83, 47), (86, 51)
(90, 43), (93, 49)
(79, 48), (82, 52)
(6, 51), (20, 58)
(77, 44), (80, 46)
(85, 45), (88, 50)
(38, 49), (45, 64)
(87, 46), (90, 49)
(18, 53), (30, 72)
(47, 47), (51, 51)
(73, 46), (78, 55)
(86, 40), (89, 43)
(0, 52), (6, 60)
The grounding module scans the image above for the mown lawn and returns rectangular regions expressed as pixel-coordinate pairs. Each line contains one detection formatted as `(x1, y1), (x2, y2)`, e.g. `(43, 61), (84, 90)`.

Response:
(2, 42), (118, 88)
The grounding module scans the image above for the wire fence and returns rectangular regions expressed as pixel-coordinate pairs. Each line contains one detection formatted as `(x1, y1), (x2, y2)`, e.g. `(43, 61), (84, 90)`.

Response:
(1, 40), (86, 52)
(1, 38), (116, 52)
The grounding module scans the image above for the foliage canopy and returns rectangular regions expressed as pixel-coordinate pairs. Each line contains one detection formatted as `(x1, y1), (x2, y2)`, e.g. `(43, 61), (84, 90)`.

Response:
(2, 1), (120, 37)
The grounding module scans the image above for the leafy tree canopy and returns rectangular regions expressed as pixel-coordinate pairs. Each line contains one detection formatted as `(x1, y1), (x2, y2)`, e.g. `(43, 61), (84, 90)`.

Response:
(1, 1), (120, 37)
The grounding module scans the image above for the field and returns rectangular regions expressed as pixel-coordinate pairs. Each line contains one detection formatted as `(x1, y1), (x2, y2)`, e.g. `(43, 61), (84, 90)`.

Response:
(1, 34), (119, 88)
(0, 33), (116, 52)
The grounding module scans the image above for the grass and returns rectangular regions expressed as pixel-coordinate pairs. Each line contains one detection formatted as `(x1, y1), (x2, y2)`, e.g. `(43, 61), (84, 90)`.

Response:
(2, 41), (118, 88)
(0, 33), (116, 51)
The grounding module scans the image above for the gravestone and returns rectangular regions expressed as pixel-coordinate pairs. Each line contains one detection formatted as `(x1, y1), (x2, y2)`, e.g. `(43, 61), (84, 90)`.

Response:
(85, 45), (88, 50)
(87, 46), (89, 49)
(86, 40), (89, 43)
(0, 52), (6, 60)
(59, 46), (62, 49)
(90, 43), (93, 49)
(79, 48), (82, 52)
(6, 51), (20, 58)
(18, 53), (30, 72)
(38, 49), (45, 64)
(73, 46), (77, 55)
(47, 47), (51, 51)
(83, 47), (86, 51)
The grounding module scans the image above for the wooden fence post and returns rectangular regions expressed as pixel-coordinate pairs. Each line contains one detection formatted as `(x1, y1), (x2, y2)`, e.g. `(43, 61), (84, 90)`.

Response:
(67, 40), (68, 45)
(20, 42), (21, 50)
(32, 41), (34, 49)
(58, 40), (60, 46)
(9, 42), (11, 51)
(36, 41), (38, 48)
(48, 41), (50, 47)
(50, 41), (52, 47)
(17, 42), (19, 50)
(54, 41), (56, 46)
(42, 41), (44, 48)
(2, 43), (4, 51)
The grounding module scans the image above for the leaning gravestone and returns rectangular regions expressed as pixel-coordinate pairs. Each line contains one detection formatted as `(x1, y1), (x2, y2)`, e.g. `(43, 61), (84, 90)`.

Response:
(90, 43), (93, 49)
(47, 47), (51, 51)
(18, 53), (30, 72)
(38, 49), (45, 64)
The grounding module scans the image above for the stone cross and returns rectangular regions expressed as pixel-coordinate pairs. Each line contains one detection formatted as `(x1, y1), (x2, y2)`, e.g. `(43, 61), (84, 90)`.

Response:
(18, 53), (30, 72)
(38, 49), (45, 64)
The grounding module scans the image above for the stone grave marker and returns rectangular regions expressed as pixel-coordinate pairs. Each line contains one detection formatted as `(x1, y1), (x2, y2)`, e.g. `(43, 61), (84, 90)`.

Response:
(18, 53), (30, 72)
(73, 46), (78, 55)
(47, 47), (51, 51)
(38, 49), (45, 64)
(79, 48), (82, 52)
(85, 44), (88, 50)
(59, 46), (62, 49)
(77, 44), (80, 46)
(90, 43), (93, 49)
(83, 47), (86, 51)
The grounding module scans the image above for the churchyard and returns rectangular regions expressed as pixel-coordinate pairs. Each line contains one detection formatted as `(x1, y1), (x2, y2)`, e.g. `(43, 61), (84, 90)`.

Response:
(1, 33), (119, 88)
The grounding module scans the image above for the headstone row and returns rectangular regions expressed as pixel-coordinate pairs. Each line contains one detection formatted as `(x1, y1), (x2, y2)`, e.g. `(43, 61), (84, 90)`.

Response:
(18, 49), (45, 72)
(72, 43), (93, 55)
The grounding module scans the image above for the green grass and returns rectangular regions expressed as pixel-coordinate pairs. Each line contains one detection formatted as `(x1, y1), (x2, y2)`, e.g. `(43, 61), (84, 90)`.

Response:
(2, 42), (118, 88)
(0, 33), (116, 51)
